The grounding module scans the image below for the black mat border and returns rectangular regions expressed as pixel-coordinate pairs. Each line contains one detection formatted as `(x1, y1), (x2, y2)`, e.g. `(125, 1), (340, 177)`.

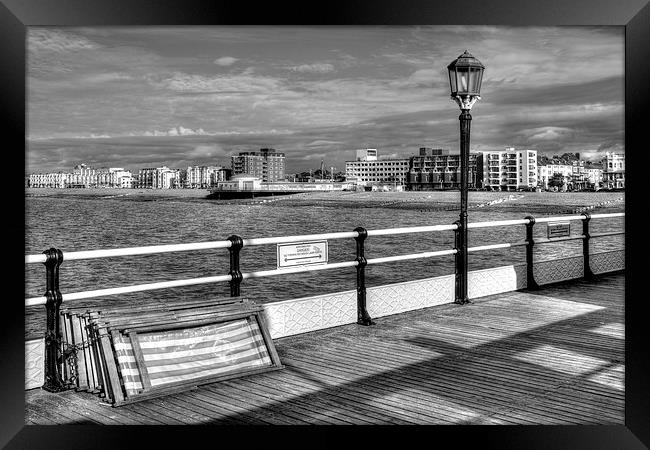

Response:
(2, 0), (648, 447)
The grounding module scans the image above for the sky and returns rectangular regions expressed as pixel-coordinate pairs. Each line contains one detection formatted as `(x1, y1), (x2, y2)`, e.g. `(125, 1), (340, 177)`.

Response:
(26, 26), (624, 174)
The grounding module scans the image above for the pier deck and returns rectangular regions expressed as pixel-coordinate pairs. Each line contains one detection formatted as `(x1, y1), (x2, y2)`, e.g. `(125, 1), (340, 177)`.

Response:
(25, 272), (624, 425)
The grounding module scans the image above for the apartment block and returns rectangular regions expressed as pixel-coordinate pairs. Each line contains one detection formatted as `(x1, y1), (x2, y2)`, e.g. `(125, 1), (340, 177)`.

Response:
(345, 149), (409, 185)
(479, 147), (537, 191)
(231, 148), (285, 182)
(138, 166), (181, 189)
(407, 148), (480, 191)
(186, 165), (229, 188)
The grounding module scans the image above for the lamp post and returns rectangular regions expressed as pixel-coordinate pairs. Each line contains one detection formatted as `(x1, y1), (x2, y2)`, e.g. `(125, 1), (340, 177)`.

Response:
(447, 50), (485, 305)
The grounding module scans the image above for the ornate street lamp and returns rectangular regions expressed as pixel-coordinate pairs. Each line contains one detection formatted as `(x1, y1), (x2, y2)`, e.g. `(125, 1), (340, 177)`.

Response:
(447, 50), (485, 304)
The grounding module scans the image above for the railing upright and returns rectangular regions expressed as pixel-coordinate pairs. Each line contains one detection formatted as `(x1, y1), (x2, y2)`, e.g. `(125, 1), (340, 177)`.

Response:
(354, 227), (374, 325)
(582, 212), (595, 280)
(524, 216), (539, 290)
(227, 235), (243, 296)
(42, 247), (66, 392)
(453, 220), (469, 304)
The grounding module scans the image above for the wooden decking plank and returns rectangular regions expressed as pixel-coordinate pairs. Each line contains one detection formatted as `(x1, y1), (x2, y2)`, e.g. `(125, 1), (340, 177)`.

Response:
(210, 381), (354, 425)
(192, 385), (307, 425)
(222, 378), (372, 425)
(256, 370), (416, 425)
(195, 381), (311, 425)
(259, 367), (427, 424)
(27, 392), (104, 425)
(133, 397), (215, 425)
(181, 389), (277, 425)
(231, 374), (387, 425)
(167, 391), (266, 425)
(52, 390), (147, 425)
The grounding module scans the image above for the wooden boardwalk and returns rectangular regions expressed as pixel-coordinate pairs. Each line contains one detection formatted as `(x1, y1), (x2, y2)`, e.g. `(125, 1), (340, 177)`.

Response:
(25, 272), (624, 425)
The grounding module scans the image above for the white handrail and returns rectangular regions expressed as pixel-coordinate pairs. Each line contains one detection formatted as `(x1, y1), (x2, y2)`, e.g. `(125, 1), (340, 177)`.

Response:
(533, 215), (585, 223)
(467, 219), (531, 229)
(25, 241), (232, 264)
(468, 243), (515, 252)
(589, 213), (625, 219)
(25, 274), (234, 307)
(367, 224), (457, 236)
(243, 231), (358, 246)
(241, 261), (359, 279)
(366, 249), (457, 265)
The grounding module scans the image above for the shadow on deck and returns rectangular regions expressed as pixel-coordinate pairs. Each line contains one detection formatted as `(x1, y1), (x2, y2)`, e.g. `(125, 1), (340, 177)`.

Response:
(25, 272), (624, 425)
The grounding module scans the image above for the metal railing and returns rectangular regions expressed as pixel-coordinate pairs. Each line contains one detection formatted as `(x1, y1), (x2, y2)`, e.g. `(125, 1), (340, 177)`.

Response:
(25, 212), (624, 392)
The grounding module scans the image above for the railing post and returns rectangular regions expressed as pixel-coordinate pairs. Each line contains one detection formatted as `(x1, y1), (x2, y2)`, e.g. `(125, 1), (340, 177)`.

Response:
(42, 247), (66, 392)
(453, 220), (469, 304)
(227, 235), (243, 297)
(354, 227), (374, 326)
(524, 216), (539, 290)
(582, 212), (595, 280)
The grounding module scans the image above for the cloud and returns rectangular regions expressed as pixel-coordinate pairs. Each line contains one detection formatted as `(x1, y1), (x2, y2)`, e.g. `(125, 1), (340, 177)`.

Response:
(147, 71), (282, 94)
(214, 56), (239, 66)
(289, 63), (335, 74)
(142, 126), (207, 137)
(523, 126), (575, 141)
(28, 28), (100, 53)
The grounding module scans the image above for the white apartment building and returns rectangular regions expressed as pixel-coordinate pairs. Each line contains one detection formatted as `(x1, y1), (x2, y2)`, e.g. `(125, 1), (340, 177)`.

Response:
(602, 152), (625, 189)
(28, 172), (68, 188)
(138, 166), (181, 189)
(186, 165), (228, 188)
(480, 147), (537, 191)
(28, 164), (133, 188)
(345, 149), (409, 185)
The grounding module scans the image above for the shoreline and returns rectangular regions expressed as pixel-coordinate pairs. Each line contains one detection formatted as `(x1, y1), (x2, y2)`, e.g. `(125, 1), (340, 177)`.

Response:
(24, 187), (625, 212)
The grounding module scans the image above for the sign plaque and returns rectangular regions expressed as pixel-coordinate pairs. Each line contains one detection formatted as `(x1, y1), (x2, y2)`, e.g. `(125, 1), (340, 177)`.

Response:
(547, 221), (571, 239)
(277, 240), (328, 269)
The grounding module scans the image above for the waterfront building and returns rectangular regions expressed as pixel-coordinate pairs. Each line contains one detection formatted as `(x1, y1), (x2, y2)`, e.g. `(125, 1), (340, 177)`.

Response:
(231, 148), (286, 182)
(407, 148), (480, 191)
(186, 165), (229, 188)
(28, 172), (68, 188)
(138, 166), (181, 189)
(478, 147), (537, 191)
(345, 149), (409, 186)
(537, 160), (602, 191)
(67, 163), (97, 188)
(585, 165), (603, 187)
(601, 152), (625, 189)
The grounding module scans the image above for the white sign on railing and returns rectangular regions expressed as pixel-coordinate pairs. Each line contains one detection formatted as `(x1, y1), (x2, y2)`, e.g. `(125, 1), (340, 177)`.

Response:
(277, 240), (328, 269)
(548, 221), (571, 239)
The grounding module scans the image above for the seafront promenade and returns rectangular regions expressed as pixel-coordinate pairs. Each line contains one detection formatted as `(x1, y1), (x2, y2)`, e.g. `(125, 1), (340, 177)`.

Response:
(25, 273), (624, 425)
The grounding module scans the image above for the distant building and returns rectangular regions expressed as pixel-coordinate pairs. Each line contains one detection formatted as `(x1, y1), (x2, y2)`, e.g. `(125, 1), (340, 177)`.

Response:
(478, 147), (537, 191)
(231, 148), (285, 182)
(585, 165), (603, 187)
(28, 172), (68, 188)
(186, 165), (230, 188)
(538, 159), (603, 191)
(407, 148), (480, 191)
(28, 164), (133, 188)
(601, 152), (625, 189)
(138, 166), (181, 189)
(345, 149), (409, 186)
